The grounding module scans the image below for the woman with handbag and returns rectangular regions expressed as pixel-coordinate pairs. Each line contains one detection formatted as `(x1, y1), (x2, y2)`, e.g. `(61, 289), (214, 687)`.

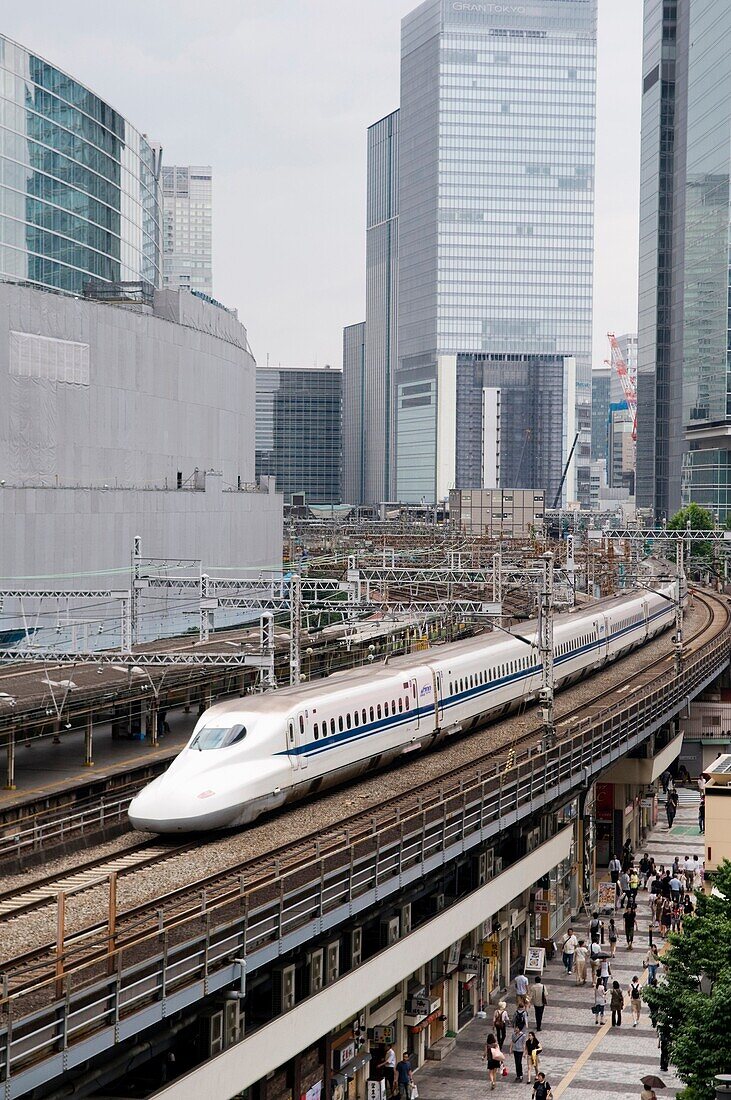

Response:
(525, 1032), (542, 1083)
(593, 978), (606, 1025)
(483, 1032), (505, 1090)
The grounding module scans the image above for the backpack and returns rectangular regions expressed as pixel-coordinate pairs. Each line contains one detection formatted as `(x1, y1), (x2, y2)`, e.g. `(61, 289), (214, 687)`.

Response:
(514, 1009), (526, 1029)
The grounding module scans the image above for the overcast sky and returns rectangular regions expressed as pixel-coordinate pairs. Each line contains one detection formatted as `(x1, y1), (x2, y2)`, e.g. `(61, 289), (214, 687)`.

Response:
(5, 0), (642, 372)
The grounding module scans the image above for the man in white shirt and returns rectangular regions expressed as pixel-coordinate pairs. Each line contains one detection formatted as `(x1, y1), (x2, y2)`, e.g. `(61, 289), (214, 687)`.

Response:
(515, 972), (529, 1008)
(608, 855), (622, 884)
(561, 929), (578, 974)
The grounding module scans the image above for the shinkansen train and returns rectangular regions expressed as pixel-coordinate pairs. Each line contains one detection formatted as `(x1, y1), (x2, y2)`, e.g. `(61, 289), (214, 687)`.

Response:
(128, 583), (678, 833)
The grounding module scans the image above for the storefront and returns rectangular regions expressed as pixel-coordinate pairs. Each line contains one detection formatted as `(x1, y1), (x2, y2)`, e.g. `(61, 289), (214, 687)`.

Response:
(329, 1022), (370, 1100)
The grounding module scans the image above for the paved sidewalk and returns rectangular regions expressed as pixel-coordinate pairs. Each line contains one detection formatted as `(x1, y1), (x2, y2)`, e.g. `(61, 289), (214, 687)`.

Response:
(414, 792), (702, 1100)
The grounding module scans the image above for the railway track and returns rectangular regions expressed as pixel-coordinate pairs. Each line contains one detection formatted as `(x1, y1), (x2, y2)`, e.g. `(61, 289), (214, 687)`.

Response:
(0, 588), (726, 1005)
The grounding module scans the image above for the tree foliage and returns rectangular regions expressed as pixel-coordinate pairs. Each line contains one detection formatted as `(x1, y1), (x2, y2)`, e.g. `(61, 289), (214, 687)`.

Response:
(667, 504), (715, 532)
(644, 861), (731, 1100)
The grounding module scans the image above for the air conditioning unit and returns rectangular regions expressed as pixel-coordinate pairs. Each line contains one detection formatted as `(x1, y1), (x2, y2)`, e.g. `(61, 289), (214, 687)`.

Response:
(434, 892), (446, 913)
(380, 917), (400, 947)
(326, 940), (340, 984)
(494, 856), (503, 875)
(525, 827), (541, 853)
(351, 927), (363, 968)
(272, 964), (296, 1014)
(223, 998), (242, 1048)
(199, 1009), (224, 1057)
(400, 903), (412, 936)
(308, 948), (324, 994)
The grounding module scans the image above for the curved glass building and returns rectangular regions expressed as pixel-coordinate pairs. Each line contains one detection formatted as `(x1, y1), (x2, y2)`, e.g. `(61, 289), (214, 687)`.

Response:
(0, 34), (161, 295)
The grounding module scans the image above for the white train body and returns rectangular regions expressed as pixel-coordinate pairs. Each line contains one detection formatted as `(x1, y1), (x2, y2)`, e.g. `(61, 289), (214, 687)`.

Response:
(128, 585), (677, 833)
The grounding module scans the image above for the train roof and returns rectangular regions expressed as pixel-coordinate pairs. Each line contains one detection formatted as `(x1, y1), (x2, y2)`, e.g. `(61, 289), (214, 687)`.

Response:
(200, 585), (671, 721)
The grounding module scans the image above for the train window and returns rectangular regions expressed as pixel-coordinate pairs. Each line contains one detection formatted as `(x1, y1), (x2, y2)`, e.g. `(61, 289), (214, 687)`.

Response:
(384, 701), (389, 717)
(190, 723), (247, 750)
(330, 718), (336, 736)
(392, 699), (396, 713)
(405, 697), (410, 711)
(370, 707), (375, 722)
(377, 704), (382, 720)
(314, 722), (319, 739)
(346, 713), (351, 729)
(398, 698), (403, 713)
(338, 716), (343, 732)
(299, 716), (304, 735)
(362, 709), (367, 724)
(353, 711), (359, 727)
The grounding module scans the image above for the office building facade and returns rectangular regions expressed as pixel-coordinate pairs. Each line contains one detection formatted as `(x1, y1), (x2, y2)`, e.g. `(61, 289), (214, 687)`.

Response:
(638, 0), (731, 522)
(256, 367), (342, 504)
(591, 366), (611, 463)
(364, 110), (399, 504)
(342, 321), (367, 505)
(0, 34), (161, 295)
(161, 165), (213, 294)
(395, 0), (596, 505)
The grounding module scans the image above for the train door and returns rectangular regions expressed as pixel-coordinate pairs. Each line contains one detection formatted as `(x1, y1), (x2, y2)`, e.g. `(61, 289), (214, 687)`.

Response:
(594, 618), (607, 665)
(434, 670), (444, 727)
(287, 712), (309, 771)
(409, 678), (421, 729)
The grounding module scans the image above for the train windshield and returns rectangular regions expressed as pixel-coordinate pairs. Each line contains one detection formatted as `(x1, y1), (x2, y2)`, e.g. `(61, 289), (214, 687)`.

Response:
(190, 724), (247, 750)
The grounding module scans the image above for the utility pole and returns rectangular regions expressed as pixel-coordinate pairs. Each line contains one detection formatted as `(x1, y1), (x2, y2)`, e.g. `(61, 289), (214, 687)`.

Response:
(130, 536), (141, 647)
(538, 551), (556, 748)
(290, 573), (301, 686)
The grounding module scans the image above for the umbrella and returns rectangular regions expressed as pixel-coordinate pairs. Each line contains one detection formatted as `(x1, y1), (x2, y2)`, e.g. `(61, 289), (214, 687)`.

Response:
(641, 1076), (666, 1090)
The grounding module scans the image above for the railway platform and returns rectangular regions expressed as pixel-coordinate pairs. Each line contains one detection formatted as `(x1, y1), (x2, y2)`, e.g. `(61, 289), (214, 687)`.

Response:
(0, 704), (193, 813)
(413, 796), (702, 1100)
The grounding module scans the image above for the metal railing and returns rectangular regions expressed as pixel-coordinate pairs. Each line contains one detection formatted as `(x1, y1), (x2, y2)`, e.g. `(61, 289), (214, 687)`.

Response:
(0, 792), (140, 864)
(0, 607), (729, 1097)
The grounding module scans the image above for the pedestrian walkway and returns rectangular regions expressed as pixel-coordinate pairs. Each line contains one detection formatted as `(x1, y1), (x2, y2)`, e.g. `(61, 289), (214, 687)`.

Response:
(413, 793), (702, 1100)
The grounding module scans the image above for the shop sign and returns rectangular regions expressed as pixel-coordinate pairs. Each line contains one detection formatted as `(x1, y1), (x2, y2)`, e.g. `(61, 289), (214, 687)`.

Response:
(624, 802), (634, 817)
(447, 940), (462, 972)
(411, 995), (430, 1015)
(482, 940), (499, 958)
(597, 881), (617, 909)
(595, 782), (614, 822)
(367, 1082), (385, 1100)
(525, 946), (545, 973)
(334, 1043), (355, 1070)
(534, 900), (549, 914)
(305, 1084), (323, 1100)
(372, 1025), (395, 1044)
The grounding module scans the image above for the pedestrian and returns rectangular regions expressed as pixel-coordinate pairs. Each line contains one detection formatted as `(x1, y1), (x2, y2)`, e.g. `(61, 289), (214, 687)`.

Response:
(629, 868), (640, 905)
(657, 898), (670, 938)
(531, 974), (548, 1031)
(609, 853), (622, 884)
(608, 918), (618, 957)
(666, 798), (676, 829)
(610, 980), (624, 1027)
(660, 768), (672, 794)
(483, 1032), (505, 1091)
(644, 944), (661, 982)
(671, 902), (683, 934)
(669, 872), (682, 905)
(628, 976), (642, 1027)
(660, 870), (672, 899)
(561, 928), (578, 974)
(698, 797), (705, 833)
(624, 904), (637, 949)
(589, 911), (603, 944)
(618, 870), (630, 908)
(589, 939), (605, 981)
(574, 939), (588, 986)
(379, 1046), (396, 1096)
(599, 955), (611, 990)
(515, 971), (529, 1009)
(622, 838), (634, 871)
(532, 1072), (553, 1100)
(525, 1032), (542, 1083)
(648, 882), (658, 924)
(509, 1019), (528, 1082)
(493, 1001), (509, 1049)
(395, 1053), (413, 1100)
(639, 853), (651, 888)
(683, 892), (694, 917)
(593, 978), (606, 1025)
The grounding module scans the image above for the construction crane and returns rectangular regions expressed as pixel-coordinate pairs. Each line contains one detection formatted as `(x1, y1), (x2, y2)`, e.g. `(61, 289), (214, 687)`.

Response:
(607, 332), (637, 441)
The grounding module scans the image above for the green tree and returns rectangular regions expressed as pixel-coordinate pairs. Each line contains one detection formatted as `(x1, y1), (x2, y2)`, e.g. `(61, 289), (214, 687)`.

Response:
(667, 503), (715, 532)
(644, 861), (731, 1100)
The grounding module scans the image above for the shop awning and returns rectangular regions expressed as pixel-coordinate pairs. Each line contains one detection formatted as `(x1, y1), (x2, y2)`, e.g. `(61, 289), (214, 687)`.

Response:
(338, 1052), (372, 1079)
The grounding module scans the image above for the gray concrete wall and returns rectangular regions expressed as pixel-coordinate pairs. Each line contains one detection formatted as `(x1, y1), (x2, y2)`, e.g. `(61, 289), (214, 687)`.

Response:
(0, 282), (255, 487)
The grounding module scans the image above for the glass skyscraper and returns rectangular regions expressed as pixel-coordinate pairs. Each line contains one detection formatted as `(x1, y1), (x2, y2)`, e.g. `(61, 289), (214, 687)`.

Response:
(0, 34), (161, 295)
(161, 165), (213, 294)
(638, 0), (731, 522)
(255, 367), (342, 505)
(342, 321), (367, 505)
(395, 0), (596, 505)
